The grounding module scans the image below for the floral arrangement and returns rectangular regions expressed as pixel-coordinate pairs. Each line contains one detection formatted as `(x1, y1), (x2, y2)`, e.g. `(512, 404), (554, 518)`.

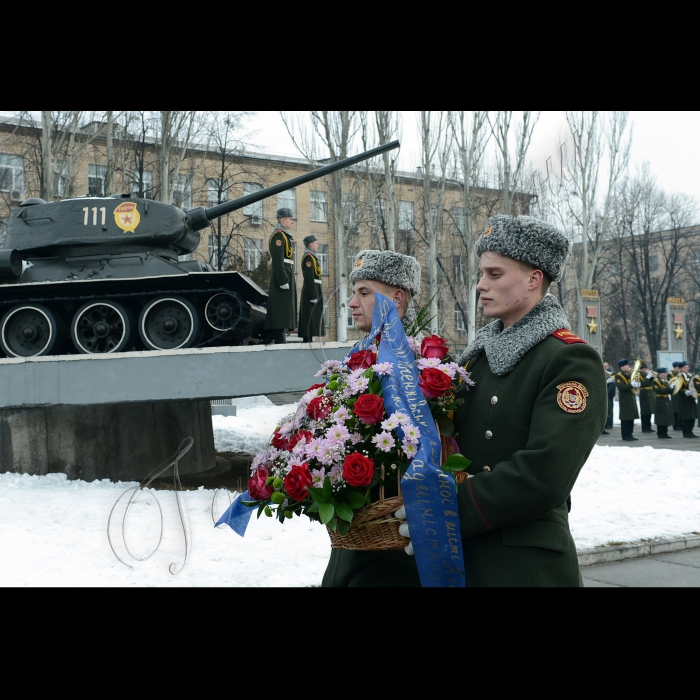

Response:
(243, 327), (474, 536)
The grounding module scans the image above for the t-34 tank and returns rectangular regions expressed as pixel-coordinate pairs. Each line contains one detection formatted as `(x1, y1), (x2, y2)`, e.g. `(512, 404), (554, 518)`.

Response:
(0, 141), (399, 358)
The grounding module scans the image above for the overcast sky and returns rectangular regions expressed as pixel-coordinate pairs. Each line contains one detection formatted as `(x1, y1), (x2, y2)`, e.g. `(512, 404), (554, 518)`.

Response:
(242, 111), (700, 211)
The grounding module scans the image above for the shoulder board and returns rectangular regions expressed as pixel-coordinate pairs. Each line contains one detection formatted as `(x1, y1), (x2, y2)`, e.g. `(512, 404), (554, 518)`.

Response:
(552, 329), (586, 344)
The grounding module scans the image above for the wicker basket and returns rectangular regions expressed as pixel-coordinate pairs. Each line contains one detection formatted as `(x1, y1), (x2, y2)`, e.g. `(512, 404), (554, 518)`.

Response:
(327, 465), (408, 551)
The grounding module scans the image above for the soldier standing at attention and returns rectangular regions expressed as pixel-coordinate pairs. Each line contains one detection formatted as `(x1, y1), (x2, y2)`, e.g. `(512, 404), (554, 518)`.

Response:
(264, 208), (297, 344)
(671, 362), (682, 430)
(638, 362), (656, 433)
(603, 361), (615, 434)
(298, 234), (324, 343)
(677, 361), (698, 438)
(615, 359), (640, 441)
(436, 215), (606, 587)
(652, 367), (673, 439)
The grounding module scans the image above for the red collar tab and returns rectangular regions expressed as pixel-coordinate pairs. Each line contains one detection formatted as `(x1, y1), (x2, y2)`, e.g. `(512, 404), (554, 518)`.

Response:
(552, 329), (586, 344)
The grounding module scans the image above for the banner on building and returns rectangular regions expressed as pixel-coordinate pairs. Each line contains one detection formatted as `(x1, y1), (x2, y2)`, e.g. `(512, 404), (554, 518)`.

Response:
(666, 297), (687, 357)
(578, 289), (602, 355)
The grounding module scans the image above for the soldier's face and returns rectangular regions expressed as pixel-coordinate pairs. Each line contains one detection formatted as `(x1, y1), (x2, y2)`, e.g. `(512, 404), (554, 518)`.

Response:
(280, 216), (294, 229)
(349, 281), (402, 332)
(477, 252), (542, 328)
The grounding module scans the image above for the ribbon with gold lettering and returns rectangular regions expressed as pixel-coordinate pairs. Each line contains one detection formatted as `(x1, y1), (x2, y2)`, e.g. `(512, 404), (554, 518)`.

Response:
(353, 293), (466, 587)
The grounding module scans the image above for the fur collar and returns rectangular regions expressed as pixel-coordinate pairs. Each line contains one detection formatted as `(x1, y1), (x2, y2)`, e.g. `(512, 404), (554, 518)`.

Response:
(458, 294), (570, 376)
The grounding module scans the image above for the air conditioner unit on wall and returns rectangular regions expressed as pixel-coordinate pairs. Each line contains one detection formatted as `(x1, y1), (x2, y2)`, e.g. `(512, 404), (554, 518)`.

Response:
(250, 215), (261, 226)
(10, 190), (24, 203)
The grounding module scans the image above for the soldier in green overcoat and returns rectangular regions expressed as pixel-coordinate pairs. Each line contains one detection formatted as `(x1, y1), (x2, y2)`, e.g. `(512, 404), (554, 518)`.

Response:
(614, 360), (640, 441)
(652, 367), (673, 439)
(298, 234), (325, 343)
(264, 208), (297, 344)
(677, 361), (698, 438)
(638, 362), (656, 433)
(671, 362), (682, 430)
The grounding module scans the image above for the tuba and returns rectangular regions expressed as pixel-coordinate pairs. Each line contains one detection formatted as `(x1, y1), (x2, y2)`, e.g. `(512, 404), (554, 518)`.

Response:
(690, 373), (700, 400)
(668, 372), (687, 396)
(630, 358), (643, 394)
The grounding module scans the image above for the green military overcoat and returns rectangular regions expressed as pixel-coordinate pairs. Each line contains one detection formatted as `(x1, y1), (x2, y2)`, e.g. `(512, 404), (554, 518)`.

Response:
(677, 373), (698, 421)
(264, 225), (297, 331)
(671, 371), (681, 417)
(298, 249), (325, 339)
(653, 379), (673, 426)
(615, 371), (640, 420)
(638, 376), (655, 415)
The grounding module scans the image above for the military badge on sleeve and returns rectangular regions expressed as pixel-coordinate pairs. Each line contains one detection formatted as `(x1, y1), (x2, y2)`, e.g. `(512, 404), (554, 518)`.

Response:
(556, 381), (588, 413)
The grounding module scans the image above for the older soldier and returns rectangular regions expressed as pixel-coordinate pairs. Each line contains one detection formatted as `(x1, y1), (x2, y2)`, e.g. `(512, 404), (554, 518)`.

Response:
(652, 367), (673, 439)
(615, 359), (640, 441)
(264, 208), (297, 344)
(298, 234), (324, 343)
(441, 215), (606, 587)
(677, 361), (698, 438)
(638, 362), (656, 433)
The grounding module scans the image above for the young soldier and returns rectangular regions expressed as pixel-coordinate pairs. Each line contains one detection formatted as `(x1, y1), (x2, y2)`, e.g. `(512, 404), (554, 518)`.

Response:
(615, 359), (640, 441)
(638, 362), (656, 433)
(652, 367), (673, 439)
(433, 215), (605, 587)
(322, 249), (422, 587)
(298, 234), (324, 343)
(264, 208), (297, 344)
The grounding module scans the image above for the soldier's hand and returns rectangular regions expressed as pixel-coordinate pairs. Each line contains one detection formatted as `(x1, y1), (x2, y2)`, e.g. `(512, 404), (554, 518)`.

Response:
(394, 506), (414, 556)
(280, 283), (290, 290)
(631, 380), (641, 388)
(310, 299), (318, 304)
(607, 377), (614, 384)
(646, 372), (653, 379)
(685, 390), (692, 396)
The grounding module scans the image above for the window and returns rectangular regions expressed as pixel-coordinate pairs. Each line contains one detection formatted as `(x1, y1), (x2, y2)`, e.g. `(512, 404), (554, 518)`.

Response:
(692, 250), (700, 267)
(317, 243), (328, 275)
(452, 206), (466, 235)
(207, 178), (228, 206)
(244, 237), (263, 270)
(88, 164), (107, 197)
(669, 278), (682, 297)
(173, 174), (192, 208)
(277, 189), (296, 218)
(311, 190), (328, 222)
(343, 192), (359, 233)
(649, 254), (659, 271)
(208, 234), (230, 270)
(454, 302), (466, 333)
(346, 244), (359, 276)
(0, 154), (23, 192)
(130, 169), (154, 199)
(371, 198), (387, 231)
(243, 182), (263, 219)
(398, 200), (414, 231)
(54, 161), (68, 198)
(453, 255), (467, 285)
(323, 295), (331, 329)
(347, 299), (355, 328)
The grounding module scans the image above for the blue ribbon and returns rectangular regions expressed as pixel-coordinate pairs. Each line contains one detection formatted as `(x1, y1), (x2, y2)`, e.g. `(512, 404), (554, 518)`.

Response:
(215, 490), (256, 535)
(353, 293), (465, 587)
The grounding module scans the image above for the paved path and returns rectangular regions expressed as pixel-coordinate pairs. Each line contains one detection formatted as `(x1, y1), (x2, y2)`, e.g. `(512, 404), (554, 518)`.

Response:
(582, 547), (700, 586)
(597, 423), (700, 451)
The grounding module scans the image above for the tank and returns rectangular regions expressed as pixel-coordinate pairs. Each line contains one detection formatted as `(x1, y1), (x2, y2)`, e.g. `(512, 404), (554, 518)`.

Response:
(0, 141), (399, 358)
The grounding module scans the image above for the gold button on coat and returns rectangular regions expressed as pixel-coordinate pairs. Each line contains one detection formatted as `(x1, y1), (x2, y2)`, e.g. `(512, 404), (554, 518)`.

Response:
(482, 466), (491, 472)
(491, 396), (498, 404)
(485, 430), (493, 439)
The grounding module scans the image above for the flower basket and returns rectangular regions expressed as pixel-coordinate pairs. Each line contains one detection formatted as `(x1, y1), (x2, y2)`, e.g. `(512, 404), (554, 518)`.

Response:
(327, 465), (406, 551)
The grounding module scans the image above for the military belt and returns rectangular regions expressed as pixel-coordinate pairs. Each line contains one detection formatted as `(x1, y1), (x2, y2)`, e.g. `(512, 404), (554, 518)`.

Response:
(283, 259), (293, 265)
(314, 279), (322, 284)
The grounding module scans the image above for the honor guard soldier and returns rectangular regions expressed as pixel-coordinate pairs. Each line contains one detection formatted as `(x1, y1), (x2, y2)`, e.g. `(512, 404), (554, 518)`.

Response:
(298, 234), (324, 343)
(671, 362), (682, 430)
(615, 359), (640, 441)
(652, 367), (673, 439)
(264, 208), (298, 344)
(677, 361), (698, 438)
(638, 362), (656, 433)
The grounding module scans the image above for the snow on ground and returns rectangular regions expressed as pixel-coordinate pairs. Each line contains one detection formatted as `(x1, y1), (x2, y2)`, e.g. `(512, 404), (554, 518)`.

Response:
(1, 396), (699, 587)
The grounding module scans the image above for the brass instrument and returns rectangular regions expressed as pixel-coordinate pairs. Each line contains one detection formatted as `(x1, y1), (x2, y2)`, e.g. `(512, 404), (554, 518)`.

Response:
(668, 372), (688, 396)
(689, 373), (700, 400)
(605, 369), (614, 378)
(630, 358), (643, 394)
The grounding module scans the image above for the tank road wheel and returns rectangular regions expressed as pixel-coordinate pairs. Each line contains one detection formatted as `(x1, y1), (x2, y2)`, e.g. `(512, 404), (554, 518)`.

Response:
(138, 295), (201, 351)
(204, 292), (241, 331)
(0, 303), (65, 358)
(71, 300), (135, 354)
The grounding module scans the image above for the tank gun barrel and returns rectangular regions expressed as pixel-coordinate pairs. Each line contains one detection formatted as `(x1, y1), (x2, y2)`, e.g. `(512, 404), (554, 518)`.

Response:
(185, 140), (400, 231)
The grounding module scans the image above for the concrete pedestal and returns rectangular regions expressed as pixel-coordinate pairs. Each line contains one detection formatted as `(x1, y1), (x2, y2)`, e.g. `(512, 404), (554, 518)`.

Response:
(0, 400), (216, 482)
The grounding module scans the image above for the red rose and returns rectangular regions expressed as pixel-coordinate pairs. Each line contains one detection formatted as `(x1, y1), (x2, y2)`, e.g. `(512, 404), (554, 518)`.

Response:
(284, 463), (313, 501)
(248, 465), (274, 500)
(421, 335), (449, 360)
(271, 429), (289, 450)
(306, 383), (325, 393)
(343, 452), (375, 487)
(287, 429), (314, 451)
(353, 393), (385, 424)
(346, 349), (377, 371)
(419, 368), (452, 398)
(306, 395), (333, 421)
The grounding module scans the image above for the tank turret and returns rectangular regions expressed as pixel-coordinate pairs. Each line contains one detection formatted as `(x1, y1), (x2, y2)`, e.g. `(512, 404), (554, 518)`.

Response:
(0, 140), (399, 358)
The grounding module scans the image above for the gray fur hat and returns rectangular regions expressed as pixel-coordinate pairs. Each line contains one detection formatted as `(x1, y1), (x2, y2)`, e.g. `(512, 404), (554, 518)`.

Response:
(475, 215), (570, 282)
(349, 249), (421, 296)
(303, 234), (318, 246)
(276, 207), (294, 219)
